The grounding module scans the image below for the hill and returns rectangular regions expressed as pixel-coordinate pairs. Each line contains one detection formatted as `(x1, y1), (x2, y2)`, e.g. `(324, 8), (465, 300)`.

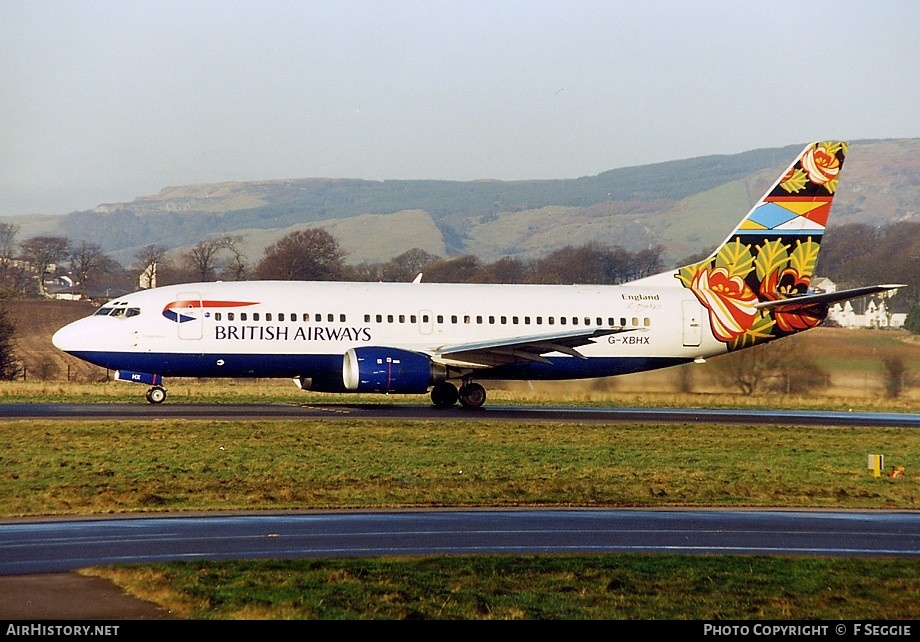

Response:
(6, 139), (918, 268)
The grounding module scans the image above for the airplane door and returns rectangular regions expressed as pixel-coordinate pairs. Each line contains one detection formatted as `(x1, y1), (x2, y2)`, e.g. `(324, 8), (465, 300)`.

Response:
(418, 309), (433, 335)
(176, 292), (203, 340)
(682, 300), (702, 347)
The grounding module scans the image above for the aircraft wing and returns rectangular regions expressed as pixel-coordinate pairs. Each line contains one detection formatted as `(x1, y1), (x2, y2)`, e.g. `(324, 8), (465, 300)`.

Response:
(753, 284), (906, 311)
(431, 327), (640, 368)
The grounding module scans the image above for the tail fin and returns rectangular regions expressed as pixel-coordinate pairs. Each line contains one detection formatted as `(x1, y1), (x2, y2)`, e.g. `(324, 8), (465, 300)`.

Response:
(674, 141), (848, 349)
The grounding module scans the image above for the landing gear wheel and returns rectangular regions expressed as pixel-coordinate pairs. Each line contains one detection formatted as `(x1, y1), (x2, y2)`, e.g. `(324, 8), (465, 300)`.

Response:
(145, 386), (167, 404)
(458, 382), (486, 409)
(430, 382), (459, 408)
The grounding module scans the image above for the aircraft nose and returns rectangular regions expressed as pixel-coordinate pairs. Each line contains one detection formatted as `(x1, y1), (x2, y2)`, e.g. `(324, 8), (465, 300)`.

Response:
(52, 318), (98, 353)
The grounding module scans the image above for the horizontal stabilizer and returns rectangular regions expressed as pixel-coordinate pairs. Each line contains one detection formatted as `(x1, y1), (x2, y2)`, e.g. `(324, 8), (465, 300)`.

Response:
(753, 284), (906, 311)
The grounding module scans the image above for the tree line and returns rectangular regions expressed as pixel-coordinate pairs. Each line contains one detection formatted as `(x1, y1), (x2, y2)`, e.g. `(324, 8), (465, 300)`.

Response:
(0, 219), (917, 323)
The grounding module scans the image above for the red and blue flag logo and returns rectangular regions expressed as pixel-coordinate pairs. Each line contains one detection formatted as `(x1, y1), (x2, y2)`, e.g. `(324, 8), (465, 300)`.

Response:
(162, 300), (258, 322)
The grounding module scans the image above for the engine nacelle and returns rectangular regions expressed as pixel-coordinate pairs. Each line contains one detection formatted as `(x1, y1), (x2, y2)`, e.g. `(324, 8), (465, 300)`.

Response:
(343, 347), (445, 394)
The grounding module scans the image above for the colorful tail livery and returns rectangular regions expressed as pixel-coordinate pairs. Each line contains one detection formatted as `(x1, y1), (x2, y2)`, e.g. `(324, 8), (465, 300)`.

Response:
(672, 141), (848, 350)
(52, 141), (904, 407)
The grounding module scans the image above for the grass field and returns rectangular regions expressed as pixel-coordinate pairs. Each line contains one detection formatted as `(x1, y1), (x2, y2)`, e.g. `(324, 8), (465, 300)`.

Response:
(2, 302), (918, 620)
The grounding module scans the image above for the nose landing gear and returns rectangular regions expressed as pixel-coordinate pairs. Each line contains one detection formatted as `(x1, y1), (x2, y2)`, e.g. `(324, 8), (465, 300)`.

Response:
(145, 386), (167, 404)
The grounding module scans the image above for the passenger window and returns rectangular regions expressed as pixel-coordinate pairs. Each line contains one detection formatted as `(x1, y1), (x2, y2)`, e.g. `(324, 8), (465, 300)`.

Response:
(303, 313), (309, 322)
(620, 317), (627, 327)
(327, 314), (334, 322)
(548, 317), (554, 325)
(451, 315), (458, 324)
(364, 314), (371, 323)
(512, 316), (518, 324)
(536, 316), (543, 325)
(464, 315), (471, 324)
(228, 312), (235, 321)
(215, 312), (222, 321)
(387, 314), (394, 323)
(399, 314), (406, 323)
(265, 313), (272, 321)
(340, 314), (346, 322)
(410, 315), (417, 323)
(644, 317), (651, 327)
(253, 313), (260, 321)
(315, 313), (321, 322)
(422, 314), (429, 323)
(560, 317), (566, 325)
(500, 316), (507, 324)
(376, 314), (382, 323)
(632, 317), (639, 326)
(524, 316), (530, 324)
(241, 313), (248, 321)
(476, 316), (483, 324)
(437, 315), (443, 323)
(278, 313), (284, 322)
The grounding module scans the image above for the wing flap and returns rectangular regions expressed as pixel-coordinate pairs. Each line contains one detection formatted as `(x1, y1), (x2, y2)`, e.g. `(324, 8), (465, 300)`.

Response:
(433, 327), (639, 368)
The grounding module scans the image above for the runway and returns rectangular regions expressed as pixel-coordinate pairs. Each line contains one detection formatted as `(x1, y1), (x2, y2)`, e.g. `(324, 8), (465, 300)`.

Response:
(2, 508), (919, 576)
(1, 402), (918, 427)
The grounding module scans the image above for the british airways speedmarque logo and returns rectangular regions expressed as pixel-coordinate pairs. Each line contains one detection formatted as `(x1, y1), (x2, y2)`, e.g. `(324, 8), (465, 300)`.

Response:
(162, 300), (259, 323)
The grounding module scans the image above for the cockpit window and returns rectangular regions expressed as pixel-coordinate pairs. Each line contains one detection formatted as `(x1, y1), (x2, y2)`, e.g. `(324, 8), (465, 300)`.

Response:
(93, 306), (140, 318)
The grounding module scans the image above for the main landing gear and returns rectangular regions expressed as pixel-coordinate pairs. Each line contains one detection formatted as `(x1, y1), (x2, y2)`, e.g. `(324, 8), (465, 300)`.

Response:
(145, 385), (167, 404)
(430, 380), (487, 409)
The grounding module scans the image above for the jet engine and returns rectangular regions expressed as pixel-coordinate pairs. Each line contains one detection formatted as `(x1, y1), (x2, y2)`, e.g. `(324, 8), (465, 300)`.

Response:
(343, 347), (446, 394)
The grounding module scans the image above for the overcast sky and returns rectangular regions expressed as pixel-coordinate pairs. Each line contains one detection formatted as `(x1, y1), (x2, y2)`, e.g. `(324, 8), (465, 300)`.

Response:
(1, 0), (917, 217)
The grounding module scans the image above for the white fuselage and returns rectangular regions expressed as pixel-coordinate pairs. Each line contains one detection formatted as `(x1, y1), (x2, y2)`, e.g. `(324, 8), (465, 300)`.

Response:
(52, 279), (722, 386)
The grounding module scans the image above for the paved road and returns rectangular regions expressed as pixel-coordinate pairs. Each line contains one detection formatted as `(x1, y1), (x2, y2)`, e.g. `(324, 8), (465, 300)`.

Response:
(1, 402), (918, 427)
(4, 509), (919, 576)
(2, 508), (918, 620)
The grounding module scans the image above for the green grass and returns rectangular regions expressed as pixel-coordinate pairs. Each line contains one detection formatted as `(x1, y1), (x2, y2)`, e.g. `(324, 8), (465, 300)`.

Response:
(82, 556), (920, 620)
(3, 414), (918, 619)
(3, 368), (917, 620)
(2, 419), (917, 516)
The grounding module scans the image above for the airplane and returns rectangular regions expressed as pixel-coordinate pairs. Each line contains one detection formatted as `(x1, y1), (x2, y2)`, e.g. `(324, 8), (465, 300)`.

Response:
(52, 141), (904, 407)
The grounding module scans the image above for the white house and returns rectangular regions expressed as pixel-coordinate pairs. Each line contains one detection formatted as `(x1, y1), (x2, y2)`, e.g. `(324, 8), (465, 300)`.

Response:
(819, 278), (906, 329)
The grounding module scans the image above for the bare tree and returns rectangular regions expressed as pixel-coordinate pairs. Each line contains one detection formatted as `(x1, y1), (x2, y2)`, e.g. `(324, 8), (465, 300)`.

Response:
(69, 241), (118, 298)
(20, 235), (71, 297)
(379, 248), (441, 282)
(469, 256), (533, 284)
(178, 236), (249, 282)
(0, 222), (17, 261)
(253, 229), (347, 281)
(709, 337), (828, 396)
(421, 255), (481, 283)
(217, 235), (248, 281)
(134, 244), (170, 289)
(181, 239), (226, 282)
(0, 222), (29, 299)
